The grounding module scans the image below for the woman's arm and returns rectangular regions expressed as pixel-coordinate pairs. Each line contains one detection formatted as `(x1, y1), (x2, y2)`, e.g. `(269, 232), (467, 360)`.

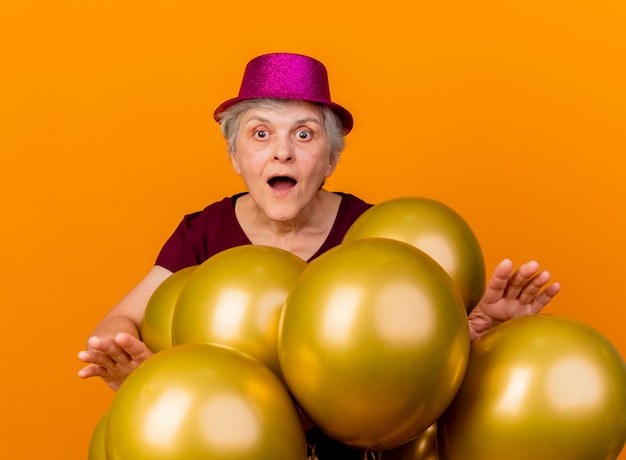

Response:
(77, 265), (172, 390)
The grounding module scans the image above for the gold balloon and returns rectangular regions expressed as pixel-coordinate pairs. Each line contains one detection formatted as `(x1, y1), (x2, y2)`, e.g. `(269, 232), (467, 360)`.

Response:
(172, 245), (307, 376)
(141, 265), (198, 353)
(343, 196), (485, 311)
(278, 238), (469, 451)
(105, 344), (307, 460)
(380, 424), (439, 460)
(88, 411), (108, 460)
(438, 314), (626, 460)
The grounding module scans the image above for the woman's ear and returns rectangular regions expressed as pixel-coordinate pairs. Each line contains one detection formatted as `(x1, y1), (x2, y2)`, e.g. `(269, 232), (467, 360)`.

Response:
(325, 157), (338, 178)
(230, 152), (241, 175)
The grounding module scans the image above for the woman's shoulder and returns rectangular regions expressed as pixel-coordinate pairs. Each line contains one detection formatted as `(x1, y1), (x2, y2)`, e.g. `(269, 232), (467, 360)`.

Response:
(181, 193), (245, 223)
(309, 192), (373, 261)
(330, 192), (373, 233)
(334, 192), (374, 214)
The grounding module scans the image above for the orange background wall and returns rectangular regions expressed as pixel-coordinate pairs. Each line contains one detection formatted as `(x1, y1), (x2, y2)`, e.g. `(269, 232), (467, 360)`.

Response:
(1, 1), (624, 458)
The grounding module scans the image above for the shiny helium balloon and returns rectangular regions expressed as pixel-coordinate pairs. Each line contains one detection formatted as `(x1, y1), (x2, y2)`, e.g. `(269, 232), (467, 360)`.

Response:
(105, 343), (307, 460)
(438, 314), (626, 460)
(278, 238), (470, 451)
(88, 411), (108, 460)
(141, 265), (197, 353)
(172, 245), (307, 376)
(381, 423), (439, 460)
(343, 196), (485, 311)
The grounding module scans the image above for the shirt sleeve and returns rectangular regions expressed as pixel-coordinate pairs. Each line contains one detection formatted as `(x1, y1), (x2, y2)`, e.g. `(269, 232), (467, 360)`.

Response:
(154, 195), (252, 272)
(155, 212), (204, 273)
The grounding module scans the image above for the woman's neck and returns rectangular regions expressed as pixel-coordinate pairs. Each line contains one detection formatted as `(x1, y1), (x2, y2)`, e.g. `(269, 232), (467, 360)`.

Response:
(235, 190), (341, 260)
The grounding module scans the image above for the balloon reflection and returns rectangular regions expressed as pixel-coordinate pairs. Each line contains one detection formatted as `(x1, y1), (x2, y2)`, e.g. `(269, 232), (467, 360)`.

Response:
(545, 357), (603, 411)
(320, 286), (363, 348)
(210, 288), (250, 340)
(143, 388), (194, 448)
(199, 394), (260, 450)
(374, 282), (435, 344)
(494, 367), (533, 415)
(412, 232), (456, 274)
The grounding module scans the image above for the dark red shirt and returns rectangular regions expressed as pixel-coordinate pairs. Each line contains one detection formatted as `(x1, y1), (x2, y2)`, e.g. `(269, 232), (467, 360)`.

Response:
(155, 192), (372, 272)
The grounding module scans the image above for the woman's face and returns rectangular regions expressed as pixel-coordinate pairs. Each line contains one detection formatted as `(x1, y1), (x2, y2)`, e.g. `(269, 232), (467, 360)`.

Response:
(231, 102), (336, 223)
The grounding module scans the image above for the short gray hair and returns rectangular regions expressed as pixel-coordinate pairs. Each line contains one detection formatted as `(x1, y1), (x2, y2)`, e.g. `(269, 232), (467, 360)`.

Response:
(216, 99), (346, 165)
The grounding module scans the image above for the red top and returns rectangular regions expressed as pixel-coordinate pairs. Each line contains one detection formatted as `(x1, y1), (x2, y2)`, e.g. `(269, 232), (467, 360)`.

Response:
(155, 192), (372, 272)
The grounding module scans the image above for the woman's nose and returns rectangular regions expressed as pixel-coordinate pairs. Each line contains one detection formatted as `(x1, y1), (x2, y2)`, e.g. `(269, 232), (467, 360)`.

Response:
(273, 136), (293, 162)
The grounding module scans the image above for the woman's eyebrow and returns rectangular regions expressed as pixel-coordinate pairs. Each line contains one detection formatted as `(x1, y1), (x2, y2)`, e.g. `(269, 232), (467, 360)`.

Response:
(243, 115), (271, 125)
(243, 116), (322, 126)
(294, 117), (322, 126)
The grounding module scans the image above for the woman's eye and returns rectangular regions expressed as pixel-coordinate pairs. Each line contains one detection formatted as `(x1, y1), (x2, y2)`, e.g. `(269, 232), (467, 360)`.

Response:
(296, 130), (311, 140)
(254, 130), (269, 139)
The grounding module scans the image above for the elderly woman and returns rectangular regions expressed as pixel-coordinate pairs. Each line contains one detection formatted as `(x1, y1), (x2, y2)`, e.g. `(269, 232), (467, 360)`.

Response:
(78, 53), (560, 458)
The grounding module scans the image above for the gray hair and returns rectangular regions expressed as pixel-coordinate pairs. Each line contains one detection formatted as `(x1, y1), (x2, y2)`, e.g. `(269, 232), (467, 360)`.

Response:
(216, 99), (346, 165)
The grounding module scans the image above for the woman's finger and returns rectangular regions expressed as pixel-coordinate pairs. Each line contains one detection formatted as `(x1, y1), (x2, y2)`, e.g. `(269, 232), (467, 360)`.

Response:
(115, 332), (153, 363)
(481, 259), (513, 304)
(503, 260), (540, 299)
(517, 270), (551, 304)
(530, 282), (561, 313)
(78, 349), (116, 369)
(85, 336), (126, 363)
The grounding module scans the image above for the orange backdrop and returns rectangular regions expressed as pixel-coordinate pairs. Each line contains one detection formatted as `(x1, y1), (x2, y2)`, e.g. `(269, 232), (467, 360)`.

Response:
(1, 1), (624, 458)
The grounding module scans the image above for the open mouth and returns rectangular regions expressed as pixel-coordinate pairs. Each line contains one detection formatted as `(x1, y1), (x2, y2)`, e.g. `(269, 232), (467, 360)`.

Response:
(267, 176), (297, 192)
